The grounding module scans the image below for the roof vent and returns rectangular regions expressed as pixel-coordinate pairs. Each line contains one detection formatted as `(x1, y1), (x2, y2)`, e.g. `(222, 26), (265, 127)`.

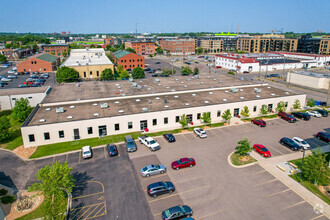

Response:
(256, 95), (261, 98)
(200, 82), (204, 84)
(142, 107), (148, 112)
(184, 85), (188, 88)
(209, 92), (213, 95)
(101, 103), (108, 109)
(192, 94), (196, 96)
(225, 91), (229, 93)
(231, 88), (239, 93)
(222, 99), (228, 102)
(285, 92), (289, 94)
(39, 119), (46, 123)
(174, 95), (179, 98)
(254, 88), (261, 93)
(70, 105), (75, 109)
(93, 103), (98, 106)
(219, 81), (223, 83)
(45, 108), (51, 111)
(56, 107), (64, 113)
(67, 116), (73, 119)
(164, 105), (169, 108)
(240, 97), (245, 100)
(171, 89), (176, 92)
(155, 97), (160, 100)
(118, 110), (124, 113)
(271, 93), (275, 96)
(115, 101), (120, 104)
(185, 103), (190, 106)
(94, 113), (99, 117)
(136, 99), (140, 102)
(204, 101), (209, 104)
(267, 86), (271, 89)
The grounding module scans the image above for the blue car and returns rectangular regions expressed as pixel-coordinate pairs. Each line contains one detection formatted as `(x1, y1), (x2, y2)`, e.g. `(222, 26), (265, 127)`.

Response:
(280, 137), (301, 151)
(162, 205), (193, 220)
(163, 133), (176, 142)
(107, 144), (118, 157)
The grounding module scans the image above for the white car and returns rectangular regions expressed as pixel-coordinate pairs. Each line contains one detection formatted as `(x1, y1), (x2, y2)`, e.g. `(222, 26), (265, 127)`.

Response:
(292, 137), (310, 150)
(306, 111), (322, 118)
(82, 146), (92, 159)
(194, 128), (207, 138)
(7, 75), (17, 79)
(1, 78), (12, 82)
(8, 70), (16, 74)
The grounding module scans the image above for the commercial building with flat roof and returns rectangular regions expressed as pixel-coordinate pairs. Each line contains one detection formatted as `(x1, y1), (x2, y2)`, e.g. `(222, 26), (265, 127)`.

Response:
(113, 50), (145, 70)
(197, 37), (237, 53)
(159, 39), (196, 55)
(62, 48), (114, 79)
(286, 71), (330, 90)
(41, 44), (69, 57)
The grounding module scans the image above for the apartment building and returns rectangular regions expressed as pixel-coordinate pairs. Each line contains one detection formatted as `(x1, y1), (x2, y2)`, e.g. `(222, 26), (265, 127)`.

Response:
(198, 37), (237, 53)
(113, 50), (145, 69)
(124, 41), (155, 55)
(41, 44), (69, 57)
(159, 39), (196, 55)
(17, 53), (60, 73)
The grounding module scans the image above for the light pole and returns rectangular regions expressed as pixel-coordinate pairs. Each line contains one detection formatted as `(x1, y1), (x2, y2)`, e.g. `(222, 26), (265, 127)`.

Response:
(298, 149), (306, 183)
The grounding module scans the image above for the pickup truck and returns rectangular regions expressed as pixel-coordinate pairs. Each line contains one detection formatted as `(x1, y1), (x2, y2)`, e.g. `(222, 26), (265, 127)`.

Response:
(138, 135), (160, 151)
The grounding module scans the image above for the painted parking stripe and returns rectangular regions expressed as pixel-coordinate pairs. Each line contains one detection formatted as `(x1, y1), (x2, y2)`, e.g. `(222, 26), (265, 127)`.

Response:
(179, 185), (210, 195)
(199, 209), (227, 219)
(148, 193), (179, 203)
(65, 154), (68, 162)
(246, 170), (267, 177)
(141, 173), (167, 181)
(310, 214), (325, 220)
(255, 179), (278, 187)
(70, 202), (106, 220)
(281, 200), (306, 211)
(103, 146), (107, 160)
(153, 212), (162, 217)
(265, 189), (291, 197)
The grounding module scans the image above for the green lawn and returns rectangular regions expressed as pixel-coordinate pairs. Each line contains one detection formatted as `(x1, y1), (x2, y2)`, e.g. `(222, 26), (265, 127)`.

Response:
(230, 152), (257, 166)
(0, 111), (23, 150)
(289, 158), (330, 205)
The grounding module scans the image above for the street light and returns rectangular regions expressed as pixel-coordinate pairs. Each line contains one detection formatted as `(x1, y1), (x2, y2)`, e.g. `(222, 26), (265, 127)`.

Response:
(298, 149), (306, 183)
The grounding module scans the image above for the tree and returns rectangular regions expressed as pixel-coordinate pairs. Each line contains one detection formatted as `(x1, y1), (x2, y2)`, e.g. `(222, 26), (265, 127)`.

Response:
(276, 101), (287, 112)
(307, 98), (315, 108)
(96, 45), (102, 48)
(180, 66), (193, 75)
(195, 47), (203, 54)
(193, 67), (199, 75)
(90, 44), (95, 48)
(113, 68), (120, 80)
(119, 70), (130, 79)
(0, 54), (7, 64)
(235, 137), (252, 156)
(101, 68), (114, 80)
(62, 51), (67, 57)
(106, 44), (112, 50)
(12, 98), (33, 123)
(200, 112), (211, 124)
(303, 150), (330, 186)
(28, 161), (75, 219)
(0, 116), (11, 142)
(204, 49), (208, 54)
(222, 109), (232, 123)
(240, 106), (250, 119)
(132, 67), (145, 79)
(178, 114), (189, 128)
(56, 66), (80, 83)
(293, 99), (301, 110)
(156, 47), (163, 54)
(260, 105), (269, 117)
(162, 68), (176, 76)
(126, 47), (136, 53)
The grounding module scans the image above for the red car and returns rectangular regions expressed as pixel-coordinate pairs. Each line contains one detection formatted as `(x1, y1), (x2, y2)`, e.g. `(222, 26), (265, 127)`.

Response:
(253, 144), (271, 157)
(316, 132), (330, 143)
(23, 81), (33, 85)
(216, 66), (222, 69)
(251, 119), (266, 127)
(171, 158), (196, 170)
(278, 112), (296, 123)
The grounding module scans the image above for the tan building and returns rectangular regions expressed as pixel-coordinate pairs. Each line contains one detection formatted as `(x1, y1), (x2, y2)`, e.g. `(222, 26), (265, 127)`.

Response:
(198, 37), (237, 53)
(237, 36), (298, 53)
(319, 37), (330, 55)
(62, 48), (114, 79)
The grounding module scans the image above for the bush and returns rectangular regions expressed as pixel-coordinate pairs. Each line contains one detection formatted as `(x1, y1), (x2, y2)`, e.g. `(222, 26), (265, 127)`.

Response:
(228, 71), (235, 75)
(1, 195), (15, 204)
(0, 189), (8, 196)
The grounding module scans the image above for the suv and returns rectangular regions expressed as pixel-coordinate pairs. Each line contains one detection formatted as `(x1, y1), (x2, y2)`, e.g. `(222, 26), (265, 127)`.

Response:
(82, 146), (92, 159)
(280, 137), (301, 151)
(125, 135), (137, 152)
(316, 132), (330, 143)
(316, 109), (328, 117)
(147, 181), (175, 198)
(278, 112), (296, 123)
(292, 112), (311, 121)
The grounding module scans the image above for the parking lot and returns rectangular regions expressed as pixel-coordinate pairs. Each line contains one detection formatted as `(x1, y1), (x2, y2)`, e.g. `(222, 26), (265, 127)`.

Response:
(130, 116), (330, 220)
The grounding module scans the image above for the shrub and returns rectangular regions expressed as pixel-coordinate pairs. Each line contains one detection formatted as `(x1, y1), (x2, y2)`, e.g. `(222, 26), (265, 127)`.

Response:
(1, 195), (15, 204)
(228, 71), (235, 75)
(0, 189), (8, 196)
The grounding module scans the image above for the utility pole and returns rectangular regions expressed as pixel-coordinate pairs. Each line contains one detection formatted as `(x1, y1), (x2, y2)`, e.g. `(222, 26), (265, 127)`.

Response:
(299, 149), (306, 183)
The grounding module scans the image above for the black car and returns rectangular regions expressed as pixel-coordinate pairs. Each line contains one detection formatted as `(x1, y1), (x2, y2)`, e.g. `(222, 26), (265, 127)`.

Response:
(162, 205), (193, 220)
(161, 74), (170, 77)
(163, 133), (176, 142)
(126, 68), (132, 72)
(107, 144), (118, 157)
(280, 137), (301, 151)
(147, 181), (175, 198)
(316, 109), (328, 117)
(270, 74), (280, 78)
(144, 67), (151, 71)
(152, 74), (159, 77)
(292, 112), (311, 121)
(155, 61), (161, 64)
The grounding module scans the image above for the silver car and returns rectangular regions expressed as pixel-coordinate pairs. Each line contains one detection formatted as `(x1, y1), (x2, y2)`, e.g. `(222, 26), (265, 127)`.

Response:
(140, 164), (166, 177)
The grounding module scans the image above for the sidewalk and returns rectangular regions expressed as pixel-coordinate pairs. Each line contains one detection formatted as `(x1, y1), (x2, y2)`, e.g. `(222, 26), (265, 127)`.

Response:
(251, 151), (330, 218)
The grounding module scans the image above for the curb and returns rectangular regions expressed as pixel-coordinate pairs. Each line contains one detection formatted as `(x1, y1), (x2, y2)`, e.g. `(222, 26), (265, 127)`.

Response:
(227, 151), (258, 168)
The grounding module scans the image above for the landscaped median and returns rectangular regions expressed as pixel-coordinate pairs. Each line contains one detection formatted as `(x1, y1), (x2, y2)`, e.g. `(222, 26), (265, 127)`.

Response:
(229, 152), (257, 167)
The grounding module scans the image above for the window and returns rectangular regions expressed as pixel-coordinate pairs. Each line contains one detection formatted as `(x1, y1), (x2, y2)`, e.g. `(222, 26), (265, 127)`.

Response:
(176, 116), (180, 122)
(197, 113), (201, 120)
(97, 71), (99, 77)
(90, 71), (92, 76)
(84, 72), (86, 77)
(128, 122), (133, 129)
(285, 102), (288, 107)
(253, 106), (257, 112)
(217, 110), (221, 117)
(59, 130), (64, 138)
(164, 117), (168, 124)
(153, 119), (157, 126)
(31, 61), (33, 64)
(115, 124), (120, 131)
(28, 134), (35, 142)
(44, 68), (46, 71)
(34, 61), (37, 64)
(44, 132), (50, 140)
(87, 127), (93, 134)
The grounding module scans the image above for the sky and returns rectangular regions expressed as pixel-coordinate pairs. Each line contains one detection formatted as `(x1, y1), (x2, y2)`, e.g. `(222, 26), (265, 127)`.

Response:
(0, 0), (329, 34)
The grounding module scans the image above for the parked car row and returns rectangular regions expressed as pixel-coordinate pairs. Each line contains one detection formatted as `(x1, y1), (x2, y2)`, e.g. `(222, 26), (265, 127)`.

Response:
(278, 109), (327, 123)
(18, 73), (49, 88)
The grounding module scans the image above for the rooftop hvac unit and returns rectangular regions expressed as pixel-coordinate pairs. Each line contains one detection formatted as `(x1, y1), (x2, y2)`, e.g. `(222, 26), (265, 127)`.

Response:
(240, 97), (245, 100)
(147, 88), (151, 91)
(101, 103), (109, 109)
(195, 75), (200, 79)
(225, 91), (229, 93)
(67, 116), (73, 119)
(271, 93), (276, 96)
(164, 105), (169, 108)
(39, 119), (46, 123)
(230, 88), (239, 93)
(256, 95), (261, 98)
(254, 88), (261, 93)
(164, 99), (168, 103)
(219, 81), (223, 83)
(115, 101), (120, 104)
(128, 78), (134, 82)
(181, 82), (184, 84)
(142, 107), (148, 112)
(137, 85), (142, 89)
(204, 101), (209, 104)
(192, 94), (196, 96)
(149, 100), (152, 104)
(200, 82), (204, 84)
(154, 78), (160, 83)
(94, 113), (99, 117)
(118, 110), (124, 113)
(70, 105), (75, 109)
(209, 92), (213, 95)
(222, 99), (228, 102)
(45, 108), (51, 111)
(131, 82), (137, 87)
(136, 99), (140, 102)
(56, 107), (65, 113)
(174, 96), (179, 98)
(184, 85), (188, 88)
(185, 103), (190, 106)
(155, 97), (160, 100)
(93, 103), (98, 106)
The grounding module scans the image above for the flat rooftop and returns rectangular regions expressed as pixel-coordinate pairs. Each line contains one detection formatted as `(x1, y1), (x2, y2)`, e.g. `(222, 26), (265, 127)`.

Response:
(42, 74), (256, 103)
(0, 87), (48, 96)
(259, 59), (301, 65)
(27, 84), (301, 126)
(62, 48), (113, 67)
(293, 71), (330, 79)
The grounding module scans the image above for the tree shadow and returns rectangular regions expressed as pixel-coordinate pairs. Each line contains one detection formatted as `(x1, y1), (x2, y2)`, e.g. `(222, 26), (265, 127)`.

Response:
(0, 172), (18, 216)
(71, 171), (92, 198)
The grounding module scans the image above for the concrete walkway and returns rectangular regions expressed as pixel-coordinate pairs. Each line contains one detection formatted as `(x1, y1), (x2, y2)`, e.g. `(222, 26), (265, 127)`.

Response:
(251, 151), (330, 218)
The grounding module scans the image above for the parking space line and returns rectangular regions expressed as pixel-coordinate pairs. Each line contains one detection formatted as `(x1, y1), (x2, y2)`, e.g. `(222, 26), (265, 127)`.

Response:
(265, 189), (291, 198)
(141, 173), (167, 181)
(281, 200), (306, 211)
(103, 146), (107, 160)
(179, 185), (210, 195)
(78, 152), (81, 164)
(246, 170), (267, 177)
(148, 193), (179, 203)
(80, 203), (102, 220)
(268, 146), (284, 155)
(172, 177), (202, 184)
(72, 181), (105, 200)
(65, 154), (68, 162)
(255, 179), (278, 187)
(71, 206), (87, 219)
(153, 212), (162, 217)
(52, 156), (55, 164)
(188, 195), (218, 206)
(310, 214), (325, 220)
(199, 209), (227, 219)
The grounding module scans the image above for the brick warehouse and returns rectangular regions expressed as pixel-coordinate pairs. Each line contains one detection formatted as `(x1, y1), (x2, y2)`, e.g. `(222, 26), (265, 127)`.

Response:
(17, 53), (60, 73)
(159, 39), (196, 55)
(113, 50), (145, 70)
(41, 44), (69, 57)
(124, 41), (155, 55)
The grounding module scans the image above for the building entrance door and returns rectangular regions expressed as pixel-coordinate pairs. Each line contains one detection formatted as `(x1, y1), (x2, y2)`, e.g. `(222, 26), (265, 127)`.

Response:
(234, 108), (240, 117)
(268, 104), (273, 112)
(187, 114), (193, 123)
(140, 120), (148, 131)
(73, 129), (80, 140)
(98, 125), (107, 137)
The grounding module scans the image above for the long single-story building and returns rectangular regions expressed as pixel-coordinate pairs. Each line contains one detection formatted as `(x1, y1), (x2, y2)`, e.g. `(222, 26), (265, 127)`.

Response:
(286, 71), (330, 90)
(16, 53), (60, 73)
